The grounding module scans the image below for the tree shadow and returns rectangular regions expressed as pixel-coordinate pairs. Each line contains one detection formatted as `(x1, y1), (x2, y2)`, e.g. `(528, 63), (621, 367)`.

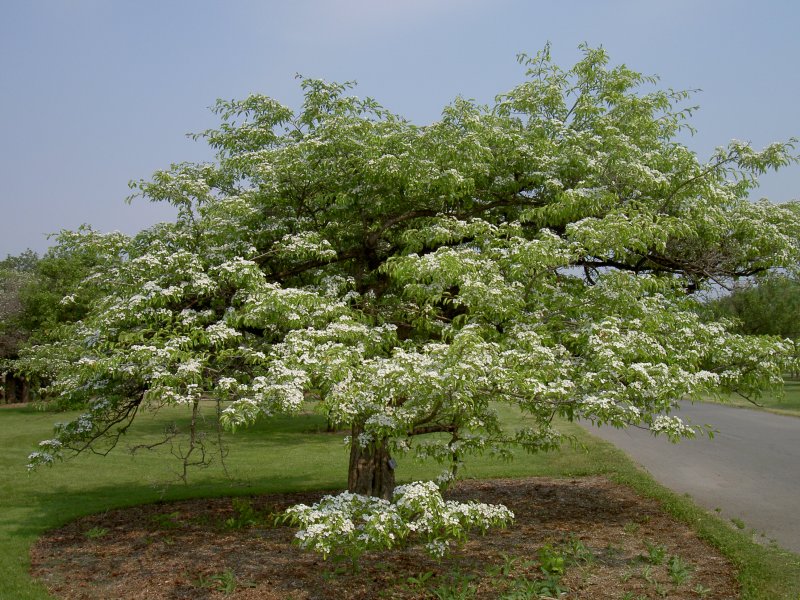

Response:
(6, 471), (333, 541)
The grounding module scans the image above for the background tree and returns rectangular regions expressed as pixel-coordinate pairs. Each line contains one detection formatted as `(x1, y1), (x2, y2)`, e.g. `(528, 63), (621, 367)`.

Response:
(704, 274), (800, 339)
(1, 229), (129, 403)
(18, 46), (800, 555)
(703, 273), (800, 377)
(18, 227), (129, 338)
(0, 250), (39, 355)
(0, 251), (38, 402)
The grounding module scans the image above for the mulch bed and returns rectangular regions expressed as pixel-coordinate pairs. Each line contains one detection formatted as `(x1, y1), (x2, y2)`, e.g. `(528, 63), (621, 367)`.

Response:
(30, 476), (739, 599)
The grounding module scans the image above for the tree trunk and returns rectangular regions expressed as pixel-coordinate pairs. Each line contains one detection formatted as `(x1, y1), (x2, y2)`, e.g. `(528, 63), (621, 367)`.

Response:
(3, 373), (30, 403)
(4, 374), (16, 404)
(347, 424), (396, 500)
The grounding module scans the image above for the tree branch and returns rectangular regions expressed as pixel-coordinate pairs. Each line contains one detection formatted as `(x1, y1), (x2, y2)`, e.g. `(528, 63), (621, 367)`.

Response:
(410, 423), (458, 436)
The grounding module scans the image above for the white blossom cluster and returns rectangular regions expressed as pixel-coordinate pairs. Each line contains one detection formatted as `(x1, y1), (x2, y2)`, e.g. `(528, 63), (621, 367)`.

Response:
(284, 480), (513, 560)
(27, 439), (63, 469)
(323, 327), (504, 447)
(272, 231), (337, 261)
(219, 363), (309, 428)
(649, 415), (695, 441)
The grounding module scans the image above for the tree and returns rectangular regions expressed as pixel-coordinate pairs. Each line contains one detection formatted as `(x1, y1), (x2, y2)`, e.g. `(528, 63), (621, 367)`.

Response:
(19, 46), (800, 557)
(0, 251), (38, 359)
(18, 228), (129, 337)
(703, 273), (800, 378)
(0, 251), (38, 402)
(705, 274), (800, 339)
(1, 230), (128, 403)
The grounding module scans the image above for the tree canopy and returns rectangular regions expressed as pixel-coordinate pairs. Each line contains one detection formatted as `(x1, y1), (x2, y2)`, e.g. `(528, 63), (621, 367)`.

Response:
(18, 46), (800, 556)
(704, 273), (800, 340)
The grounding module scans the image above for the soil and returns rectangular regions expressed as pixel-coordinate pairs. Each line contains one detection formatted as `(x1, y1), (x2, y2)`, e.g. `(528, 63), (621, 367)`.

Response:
(30, 476), (739, 599)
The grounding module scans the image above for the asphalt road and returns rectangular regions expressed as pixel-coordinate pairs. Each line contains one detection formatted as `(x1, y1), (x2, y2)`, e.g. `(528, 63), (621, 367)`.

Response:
(583, 401), (800, 554)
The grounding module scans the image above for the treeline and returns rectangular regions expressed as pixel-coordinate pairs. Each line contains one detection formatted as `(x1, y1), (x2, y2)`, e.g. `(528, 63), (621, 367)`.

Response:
(0, 228), (126, 403)
(0, 250), (37, 402)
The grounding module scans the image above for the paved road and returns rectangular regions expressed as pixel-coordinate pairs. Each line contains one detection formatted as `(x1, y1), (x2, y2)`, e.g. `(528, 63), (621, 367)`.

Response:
(583, 401), (800, 553)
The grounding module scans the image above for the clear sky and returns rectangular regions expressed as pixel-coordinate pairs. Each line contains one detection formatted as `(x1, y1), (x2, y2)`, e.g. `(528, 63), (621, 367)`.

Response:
(1, 0), (798, 258)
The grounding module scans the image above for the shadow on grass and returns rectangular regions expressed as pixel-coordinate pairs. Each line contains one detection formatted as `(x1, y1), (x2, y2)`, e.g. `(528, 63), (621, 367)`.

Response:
(4, 471), (334, 542)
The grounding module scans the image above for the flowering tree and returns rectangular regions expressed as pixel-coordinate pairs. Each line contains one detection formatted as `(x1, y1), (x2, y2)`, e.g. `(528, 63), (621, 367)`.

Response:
(20, 46), (800, 555)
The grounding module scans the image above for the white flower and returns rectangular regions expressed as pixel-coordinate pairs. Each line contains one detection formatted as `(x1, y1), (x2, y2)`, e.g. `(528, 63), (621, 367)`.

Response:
(283, 481), (513, 560)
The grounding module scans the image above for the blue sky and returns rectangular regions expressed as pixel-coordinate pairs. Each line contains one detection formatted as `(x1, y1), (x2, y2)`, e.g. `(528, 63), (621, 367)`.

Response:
(1, 0), (798, 257)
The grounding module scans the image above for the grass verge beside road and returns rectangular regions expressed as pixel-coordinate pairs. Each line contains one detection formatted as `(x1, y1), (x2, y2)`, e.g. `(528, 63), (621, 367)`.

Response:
(700, 379), (800, 417)
(1, 402), (799, 599)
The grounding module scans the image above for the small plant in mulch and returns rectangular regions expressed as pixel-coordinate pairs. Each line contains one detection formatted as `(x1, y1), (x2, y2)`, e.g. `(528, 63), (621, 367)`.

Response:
(83, 526), (108, 539)
(151, 511), (182, 529)
(693, 583), (713, 597)
(222, 497), (281, 530)
(642, 539), (668, 565)
(667, 554), (693, 585)
(223, 498), (262, 529)
(429, 570), (478, 600)
(195, 568), (256, 596)
(404, 569), (434, 590)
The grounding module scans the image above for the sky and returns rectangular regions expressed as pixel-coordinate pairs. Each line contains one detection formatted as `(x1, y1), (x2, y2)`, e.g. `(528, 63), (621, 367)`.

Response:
(1, 0), (799, 258)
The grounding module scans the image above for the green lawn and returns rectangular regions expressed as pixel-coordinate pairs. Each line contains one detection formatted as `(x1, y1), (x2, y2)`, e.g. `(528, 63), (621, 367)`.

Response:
(702, 379), (800, 417)
(1, 402), (799, 599)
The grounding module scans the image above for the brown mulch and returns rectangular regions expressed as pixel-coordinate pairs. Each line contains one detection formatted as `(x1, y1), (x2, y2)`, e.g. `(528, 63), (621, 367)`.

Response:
(30, 476), (739, 599)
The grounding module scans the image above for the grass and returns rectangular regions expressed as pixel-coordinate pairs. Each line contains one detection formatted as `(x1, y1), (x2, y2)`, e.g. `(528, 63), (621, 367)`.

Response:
(701, 379), (800, 417)
(1, 402), (799, 599)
